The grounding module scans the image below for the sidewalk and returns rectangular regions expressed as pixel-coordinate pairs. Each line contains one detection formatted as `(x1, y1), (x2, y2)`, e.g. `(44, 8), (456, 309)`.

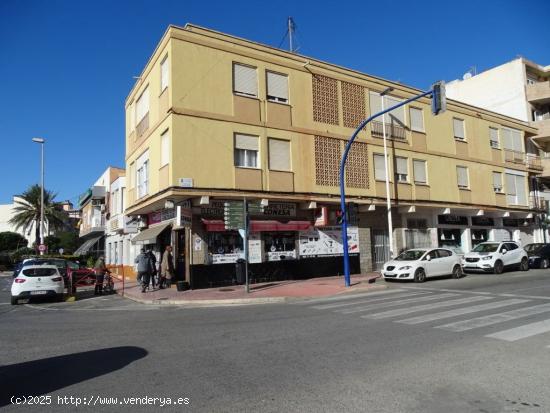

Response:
(119, 273), (384, 306)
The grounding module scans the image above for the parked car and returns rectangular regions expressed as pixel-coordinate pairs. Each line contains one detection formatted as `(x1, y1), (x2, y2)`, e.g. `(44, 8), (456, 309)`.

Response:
(462, 241), (528, 274)
(12, 261), (23, 277)
(11, 265), (65, 305)
(524, 243), (550, 269)
(16, 258), (95, 288)
(382, 248), (462, 282)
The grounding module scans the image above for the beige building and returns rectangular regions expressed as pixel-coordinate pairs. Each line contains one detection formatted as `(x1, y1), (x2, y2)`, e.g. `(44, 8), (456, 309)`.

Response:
(124, 24), (541, 287)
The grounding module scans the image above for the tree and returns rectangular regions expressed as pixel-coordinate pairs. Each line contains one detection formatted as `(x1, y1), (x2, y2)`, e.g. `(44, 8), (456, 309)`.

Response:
(9, 185), (67, 245)
(0, 232), (28, 252)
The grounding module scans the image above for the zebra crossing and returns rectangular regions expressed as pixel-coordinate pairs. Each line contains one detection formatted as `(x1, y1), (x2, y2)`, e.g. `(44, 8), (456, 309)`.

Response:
(305, 288), (550, 346)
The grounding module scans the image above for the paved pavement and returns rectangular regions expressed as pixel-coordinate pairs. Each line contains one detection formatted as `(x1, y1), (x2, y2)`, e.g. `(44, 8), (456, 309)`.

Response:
(2, 269), (550, 412)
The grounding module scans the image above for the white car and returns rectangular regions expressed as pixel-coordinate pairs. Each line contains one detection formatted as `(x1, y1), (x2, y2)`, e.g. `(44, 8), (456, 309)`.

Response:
(382, 248), (462, 282)
(11, 265), (65, 305)
(462, 241), (529, 274)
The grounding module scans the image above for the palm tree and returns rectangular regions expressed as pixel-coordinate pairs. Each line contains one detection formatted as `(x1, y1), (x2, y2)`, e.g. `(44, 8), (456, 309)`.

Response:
(9, 185), (67, 245)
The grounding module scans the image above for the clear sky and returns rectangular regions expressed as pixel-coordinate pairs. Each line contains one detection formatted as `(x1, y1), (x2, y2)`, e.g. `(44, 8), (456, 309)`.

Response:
(1, 0), (549, 205)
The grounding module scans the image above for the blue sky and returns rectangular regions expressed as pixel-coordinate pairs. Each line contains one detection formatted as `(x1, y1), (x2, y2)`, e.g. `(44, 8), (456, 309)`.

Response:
(1, 0), (549, 204)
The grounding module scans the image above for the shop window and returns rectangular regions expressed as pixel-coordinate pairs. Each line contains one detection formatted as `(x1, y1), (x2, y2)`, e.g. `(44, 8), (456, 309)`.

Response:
(264, 233), (295, 252)
(208, 232), (243, 255)
(471, 229), (488, 248)
(438, 228), (463, 254)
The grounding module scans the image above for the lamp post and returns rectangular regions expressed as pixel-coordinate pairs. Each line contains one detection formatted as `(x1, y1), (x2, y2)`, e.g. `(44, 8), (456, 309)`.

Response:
(380, 86), (395, 260)
(32, 137), (45, 255)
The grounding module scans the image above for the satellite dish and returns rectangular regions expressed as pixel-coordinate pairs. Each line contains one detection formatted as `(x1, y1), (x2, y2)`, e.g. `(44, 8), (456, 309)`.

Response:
(463, 72), (472, 80)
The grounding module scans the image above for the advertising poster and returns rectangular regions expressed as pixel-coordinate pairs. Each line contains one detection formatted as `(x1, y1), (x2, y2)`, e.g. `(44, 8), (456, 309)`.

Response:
(299, 226), (359, 257)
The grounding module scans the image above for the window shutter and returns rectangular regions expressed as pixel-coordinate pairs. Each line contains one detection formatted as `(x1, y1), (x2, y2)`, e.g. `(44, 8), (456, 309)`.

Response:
(267, 72), (288, 101)
(235, 134), (259, 151)
(490, 127), (498, 142)
(413, 160), (426, 183)
(492, 172), (502, 188)
(374, 154), (386, 180)
(515, 175), (527, 205)
(161, 131), (169, 166)
(410, 107), (424, 131)
(505, 173), (517, 205)
(268, 139), (290, 170)
(385, 96), (405, 124)
(501, 128), (513, 150)
(136, 87), (149, 123)
(233, 64), (257, 97)
(160, 56), (169, 91)
(511, 129), (523, 152)
(457, 166), (468, 187)
(396, 157), (408, 175)
(453, 118), (465, 139)
(369, 92), (382, 121)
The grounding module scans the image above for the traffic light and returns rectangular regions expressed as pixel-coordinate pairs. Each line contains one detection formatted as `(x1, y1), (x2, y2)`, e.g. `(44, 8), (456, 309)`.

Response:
(431, 81), (446, 115)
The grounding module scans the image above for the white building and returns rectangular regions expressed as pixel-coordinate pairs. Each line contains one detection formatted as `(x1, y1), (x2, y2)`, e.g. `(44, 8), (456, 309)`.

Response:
(0, 197), (48, 248)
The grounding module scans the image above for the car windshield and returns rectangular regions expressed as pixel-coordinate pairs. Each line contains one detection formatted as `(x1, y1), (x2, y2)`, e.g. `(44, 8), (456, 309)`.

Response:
(21, 268), (58, 277)
(524, 244), (543, 253)
(395, 250), (426, 261)
(472, 243), (499, 253)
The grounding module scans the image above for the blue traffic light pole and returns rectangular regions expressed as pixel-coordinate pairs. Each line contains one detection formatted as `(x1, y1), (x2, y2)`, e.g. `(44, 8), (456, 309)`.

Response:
(340, 87), (439, 287)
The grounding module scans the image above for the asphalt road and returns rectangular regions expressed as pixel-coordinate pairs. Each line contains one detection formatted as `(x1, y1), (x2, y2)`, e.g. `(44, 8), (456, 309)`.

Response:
(2, 269), (550, 413)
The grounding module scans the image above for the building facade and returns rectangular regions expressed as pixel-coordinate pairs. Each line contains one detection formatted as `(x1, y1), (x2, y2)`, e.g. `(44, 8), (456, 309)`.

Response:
(124, 25), (541, 287)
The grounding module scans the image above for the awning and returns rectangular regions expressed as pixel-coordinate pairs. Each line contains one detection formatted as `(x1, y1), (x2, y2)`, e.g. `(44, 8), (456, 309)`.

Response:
(201, 219), (311, 232)
(74, 235), (103, 256)
(132, 222), (171, 245)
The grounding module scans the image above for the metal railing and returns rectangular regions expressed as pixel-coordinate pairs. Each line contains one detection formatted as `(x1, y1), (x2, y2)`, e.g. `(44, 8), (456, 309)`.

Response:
(371, 120), (406, 140)
(504, 149), (543, 170)
(529, 196), (549, 211)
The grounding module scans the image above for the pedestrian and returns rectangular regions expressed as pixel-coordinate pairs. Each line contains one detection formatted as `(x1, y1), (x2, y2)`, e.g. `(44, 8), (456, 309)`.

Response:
(160, 245), (175, 289)
(147, 248), (157, 289)
(135, 248), (154, 293)
(93, 255), (109, 295)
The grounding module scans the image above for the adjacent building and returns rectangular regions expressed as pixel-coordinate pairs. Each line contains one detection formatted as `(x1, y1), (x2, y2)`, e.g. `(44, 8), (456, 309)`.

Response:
(124, 24), (541, 287)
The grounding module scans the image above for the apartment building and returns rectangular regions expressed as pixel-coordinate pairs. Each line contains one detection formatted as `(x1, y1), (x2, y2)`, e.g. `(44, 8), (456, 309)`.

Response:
(124, 24), (539, 287)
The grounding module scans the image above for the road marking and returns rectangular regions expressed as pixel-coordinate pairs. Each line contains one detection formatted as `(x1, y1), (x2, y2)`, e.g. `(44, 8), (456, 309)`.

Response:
(437, 303), (550, 332)
(335, 293), (459, 314)
(486, 319), (550, 341)
(311, 291), (431, 310)
(362, 295), (493, 320)
(497, 293), (550, 300)
(397, 299), (530, 325)
(299, 288), (407, 305)
(400, 286), (497, 295)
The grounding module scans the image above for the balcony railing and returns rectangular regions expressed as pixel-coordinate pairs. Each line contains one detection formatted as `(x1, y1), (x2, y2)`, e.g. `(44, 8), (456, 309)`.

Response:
(504, 149), (543, 170)
(371, 120), (406, 140)
(526, 153), (543, 170)
(530, 196), (549, 211)
(136, 113), (149, 138)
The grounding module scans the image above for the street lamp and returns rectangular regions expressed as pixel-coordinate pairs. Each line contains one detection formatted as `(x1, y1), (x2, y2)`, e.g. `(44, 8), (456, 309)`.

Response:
(32, 137), (45, 255)
(380, 87), (395, 259)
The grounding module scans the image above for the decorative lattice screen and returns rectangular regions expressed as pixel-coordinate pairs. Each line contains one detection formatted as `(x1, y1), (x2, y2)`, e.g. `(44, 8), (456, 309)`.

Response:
(312, 75), (339, 125)
(341, 81), (365, 128)
(314, 136), (341, 186)
(345, 142), (369, 188)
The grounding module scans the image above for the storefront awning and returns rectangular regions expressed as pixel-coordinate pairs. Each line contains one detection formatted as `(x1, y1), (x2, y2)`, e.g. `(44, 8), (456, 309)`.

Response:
(201, 219), (311, 232)
(132, 222), (171, 245)
(74, 235), (103, 256)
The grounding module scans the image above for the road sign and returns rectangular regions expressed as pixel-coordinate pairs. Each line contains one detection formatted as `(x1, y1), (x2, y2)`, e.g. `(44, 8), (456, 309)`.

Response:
(38, 244), (47, 252)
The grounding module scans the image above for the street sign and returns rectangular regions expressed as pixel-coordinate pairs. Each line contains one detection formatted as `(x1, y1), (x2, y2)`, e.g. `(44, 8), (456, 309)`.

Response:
(38, 244), (47, 252)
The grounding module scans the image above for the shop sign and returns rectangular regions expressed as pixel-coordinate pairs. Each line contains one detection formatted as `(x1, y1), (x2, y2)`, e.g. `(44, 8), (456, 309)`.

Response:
(256, 202), (296, 217)
(437, 215), (468, 226)
(471, 217), (494, 226)
(299, 226), (360, 257)
(201, 200), (226, 217)
(267, 250), (297, 261)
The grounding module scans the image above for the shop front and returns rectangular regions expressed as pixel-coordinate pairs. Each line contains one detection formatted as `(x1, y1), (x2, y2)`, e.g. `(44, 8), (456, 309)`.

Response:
(470, 216), (494, 248)
(437, 214), (468, 254)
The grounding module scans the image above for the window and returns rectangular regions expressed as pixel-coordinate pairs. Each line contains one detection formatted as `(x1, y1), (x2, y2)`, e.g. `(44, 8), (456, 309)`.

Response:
(456, 166), (469, 189)
(395, 157), (408, 183)
(234, 134), (259, 168)
(453, 118), (465, 140)
(135, 86), (150, 124)
(493, 172), (503, 193)
(128, 102), (135, 132)
(233, 63), (258, 97)
(136, 150), (149, 199)
(413, 159), (427, 184)
(268, 138), (290, 171)
(369, 92), (405, 124)
(506, 172), (527, 205)
(489, 127), (499, 149)
(266, 72), (288, 103)
(501, 127), (523, 152)
(410, 107), (424, 132)
(374, 154), (387, 181)
(160, 129), (169, 167)
(128, 162), (135, 189)
(160, 55), (169, 92)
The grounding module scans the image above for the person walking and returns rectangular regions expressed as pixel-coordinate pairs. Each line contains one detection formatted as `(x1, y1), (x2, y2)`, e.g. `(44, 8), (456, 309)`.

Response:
(93, 255), (109, 295)
(147, 248), (157, 289)
(160, 245), (175, 289)
(135, 248), (154, 293)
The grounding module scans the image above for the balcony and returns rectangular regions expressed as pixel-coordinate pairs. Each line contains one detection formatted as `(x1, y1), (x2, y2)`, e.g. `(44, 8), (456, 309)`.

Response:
(526, 80), (550, 105)
(108, 214), (138, 234)
(79, 215), (106, 238)
(529, 196), (549, 211)
(371, 120), (406, 140)
(531, 118), (550, 152)
(503, 149), (543, 171)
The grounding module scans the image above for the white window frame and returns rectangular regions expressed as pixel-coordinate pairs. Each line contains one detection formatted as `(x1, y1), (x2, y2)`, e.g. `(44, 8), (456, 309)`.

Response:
(505, 170), (527, 205)
(266, 71), (289, 104)
(160, 54), (169, 92)
(453, 118), (466, 140)
(492, 172), (503, 193)
(489, 127), (500, 149)
(233, 63), (258, 98)
(136, 150), (149, 199)
(395, 157), (409, 183)
(160, 129), (170, 167)
(409, 107), (424, 132)
(374, 153), (388, 181)
(135, 86), (150, 125)
(413, 159), (427, 184)
(234, 134), (259, 168)
(456, 166), (469, 189)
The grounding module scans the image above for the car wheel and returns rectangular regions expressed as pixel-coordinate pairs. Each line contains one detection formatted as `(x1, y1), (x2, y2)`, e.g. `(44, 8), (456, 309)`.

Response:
(520, 257), (529, 271)
(10, 296), (18, 305)
(452, 265), (462, 279)
(540, 258), (549, 270)
(493, 260), (504, 274)
(414, 268), (426, 283)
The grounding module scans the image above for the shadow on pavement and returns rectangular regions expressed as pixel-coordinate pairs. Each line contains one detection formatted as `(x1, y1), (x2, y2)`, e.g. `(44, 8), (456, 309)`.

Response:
(0, 346), (147, 406)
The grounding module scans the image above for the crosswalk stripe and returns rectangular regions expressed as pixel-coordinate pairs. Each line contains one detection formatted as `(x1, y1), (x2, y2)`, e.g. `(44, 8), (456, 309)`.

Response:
(485, 319), (550, 342)
(362, 295), (493, 320)
(437, 303), (550, 332)
(312, 291), (432, 310)
(397, 299), (530, 325)
(335, 293), (458, 314)
(300, 288), (406, 305)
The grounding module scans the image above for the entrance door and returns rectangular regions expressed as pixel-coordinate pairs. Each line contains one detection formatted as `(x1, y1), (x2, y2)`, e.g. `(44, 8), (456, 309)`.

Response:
(372, 229), (390, 271)
(175, 230), (186, 282)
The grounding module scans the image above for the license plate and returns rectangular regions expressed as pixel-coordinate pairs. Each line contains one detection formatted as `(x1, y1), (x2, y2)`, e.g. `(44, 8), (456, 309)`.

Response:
(31, 291), (48, 295)
(385, 273), (395, 276)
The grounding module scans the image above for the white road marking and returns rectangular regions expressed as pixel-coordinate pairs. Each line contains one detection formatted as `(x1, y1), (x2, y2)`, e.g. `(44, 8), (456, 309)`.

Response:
(496, 293), (550, 300)
(299, 288), (407, 305)
(335, 293), (459, 314)
(397, 299), (529, 325)
(311, 291), (431, 310)
(438, 303), (550, 332)
(399, 286), (495, 295)
(486, 319), (550, 342)
(362, 295), (493, 320)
